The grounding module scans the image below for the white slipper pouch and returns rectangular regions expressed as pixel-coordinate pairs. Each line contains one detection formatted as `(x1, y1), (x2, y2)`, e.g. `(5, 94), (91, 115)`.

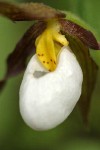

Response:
(19, 46), (83, 131)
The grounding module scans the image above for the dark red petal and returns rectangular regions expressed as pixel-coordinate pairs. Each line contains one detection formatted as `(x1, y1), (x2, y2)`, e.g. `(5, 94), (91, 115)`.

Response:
(0, 21), (46, 91)
(0, 2), (65, 21)
(66, 34), (98, 124)
(60, 19), (100, 50)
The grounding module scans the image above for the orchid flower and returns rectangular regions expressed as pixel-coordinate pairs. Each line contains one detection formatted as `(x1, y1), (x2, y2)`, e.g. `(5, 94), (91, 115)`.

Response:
(0, 1), (100, 130)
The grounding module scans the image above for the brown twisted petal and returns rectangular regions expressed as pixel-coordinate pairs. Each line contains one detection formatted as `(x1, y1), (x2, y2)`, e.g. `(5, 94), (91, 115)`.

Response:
(65, 34), (98, 124)
(0, 1), (66, 21)
(0, 21), (46, 91)
(60, 19), (100, 50)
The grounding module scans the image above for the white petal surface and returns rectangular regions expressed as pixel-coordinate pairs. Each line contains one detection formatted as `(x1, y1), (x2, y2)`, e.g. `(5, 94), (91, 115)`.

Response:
(19, 46), (83, 131)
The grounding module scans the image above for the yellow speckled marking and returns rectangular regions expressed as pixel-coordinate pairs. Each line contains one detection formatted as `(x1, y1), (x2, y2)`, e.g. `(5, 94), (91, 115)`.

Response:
(35, 20), (69, 71)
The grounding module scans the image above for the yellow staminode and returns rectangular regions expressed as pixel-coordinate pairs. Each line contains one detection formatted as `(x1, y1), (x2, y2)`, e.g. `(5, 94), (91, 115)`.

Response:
(35, 20), (69, 71)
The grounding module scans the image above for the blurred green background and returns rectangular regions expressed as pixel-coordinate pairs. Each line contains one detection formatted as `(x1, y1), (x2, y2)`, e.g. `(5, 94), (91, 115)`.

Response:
(0, 0), (100, 149)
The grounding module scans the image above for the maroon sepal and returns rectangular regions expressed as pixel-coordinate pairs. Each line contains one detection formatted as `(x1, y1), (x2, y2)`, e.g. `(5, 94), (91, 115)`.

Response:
(60, 19), (100, 50)
(0, 1), (65, 21)
(0, 21), (46, 91)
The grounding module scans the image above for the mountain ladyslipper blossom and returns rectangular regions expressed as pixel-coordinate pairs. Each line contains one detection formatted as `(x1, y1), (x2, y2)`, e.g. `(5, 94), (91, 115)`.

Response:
(0, 1), (100, 130)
